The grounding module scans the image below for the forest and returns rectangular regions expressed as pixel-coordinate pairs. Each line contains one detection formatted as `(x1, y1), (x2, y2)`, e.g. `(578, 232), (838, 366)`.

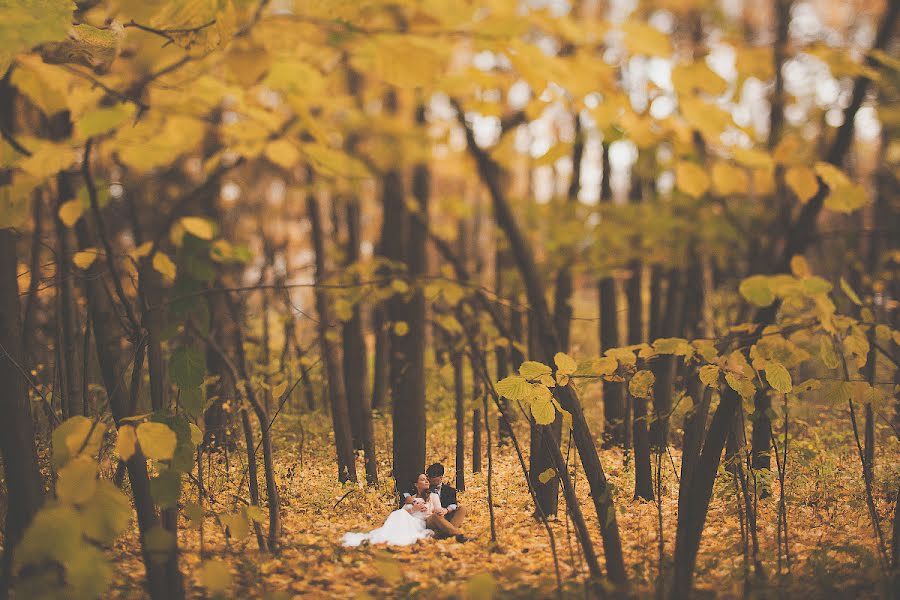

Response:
(0, 0), (898, 598)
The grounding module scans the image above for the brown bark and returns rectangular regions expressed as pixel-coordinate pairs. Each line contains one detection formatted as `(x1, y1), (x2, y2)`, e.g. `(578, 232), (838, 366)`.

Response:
(342, 197), (377, 484)
(0, 228), (45, 598)
(453, 352), (466, 492)
(306, 192), (357, 483)
(457, 102), (627, 587)
(472, 408), (482, 474)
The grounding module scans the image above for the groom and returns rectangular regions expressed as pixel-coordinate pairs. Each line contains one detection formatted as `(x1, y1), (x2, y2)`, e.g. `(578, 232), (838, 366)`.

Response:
(401, 462), (467, 542)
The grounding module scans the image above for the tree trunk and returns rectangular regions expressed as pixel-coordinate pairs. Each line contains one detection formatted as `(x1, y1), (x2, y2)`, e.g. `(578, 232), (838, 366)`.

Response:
(473, 408), (482, 473)
(0, 228), (45, 599)
(240, 409), (268, 552)
(73, 218), (184, 599)
(649, 268), (685, 450)
(453, 352), (466, 492)
(527, 309), (561, 516)
(458, 106), (628, 587)
(54, 176), (83, 420)
(343, 197), (377, 484)
(371, 305), (389, 412)
(20, 191), (42, 365)
(599, 142), (626, 447)
(306, 192), (357, 483)
(389, 106), (429, 493)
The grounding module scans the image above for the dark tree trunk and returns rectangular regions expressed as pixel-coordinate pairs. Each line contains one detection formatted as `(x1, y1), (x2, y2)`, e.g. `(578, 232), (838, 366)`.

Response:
(598, 143), (626, 447)
(306, 192), (357, 483)
(54, 176), (83, 420)
(204, 288), (239, 449)
(472, 408), (482, 474)
(343, 197), (377, 484)
(649, 269), (685, 450)
(371, 305), (389, 412)
(627, 175), (652, 501)
(20, 191), (42, 365)
(453, 352), (466, 492)
(528, 310), (561, 516)
(240, 409), (268, 552)
(0, 228), (45, 598)
(458, 106), (628, 587)
(73, 217), (184, 600)
(648, 264), (664, 343)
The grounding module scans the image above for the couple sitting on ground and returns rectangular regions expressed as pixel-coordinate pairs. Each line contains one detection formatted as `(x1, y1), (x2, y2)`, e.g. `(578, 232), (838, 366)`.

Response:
(341, 463), (469, 547)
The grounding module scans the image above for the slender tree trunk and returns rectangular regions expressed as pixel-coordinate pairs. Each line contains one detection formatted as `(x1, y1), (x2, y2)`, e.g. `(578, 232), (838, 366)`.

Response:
(453, 352), (466, 492)
(20, 191), (42, 364)
(371, 305), (389, 412)
(458, 106), (627, 587)
(240, 409), (268, 552)
(54, 178), (83, 419)
(306, 192), (357, 483)
(528, 309), (561, 516)
(473, 408), (482, 473)
(599, 142), (626, 447)
(649, 269), (685, 450)
(73, 218), (184, 599)
(343, 197), (377, 484)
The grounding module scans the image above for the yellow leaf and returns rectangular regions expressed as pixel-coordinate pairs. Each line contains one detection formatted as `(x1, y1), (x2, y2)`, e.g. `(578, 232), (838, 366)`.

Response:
(300, 143), (370, 179)
(73, 249), (101, 269)
(152, 252), (177, 282)
(538, 468), (556, 484)
(393, 321), (409, 336)
(814, 162), (850, 189)
(18, 141), (78, 179)
(554, 352), (577, 376)
(621, 20), (672, 57)
(675, 161), (710, 198)
(785, 166), (819, 203)
(180, 217), (215, 241)
(130, 241), (153, 260)
(58, 199), (85, 227)
(272, 380), (288, 399)
(116, 425), (137, 462)
(136, 422), (177, 461)
(198, 559), (232, 594)
(57, 456), (98, 506)
(264, 139), (301, 170)
(824, 183), (867, 213)
(711, 162), (749, 196)
(372, 35), (447, 88)
(790, 255), (810, 278)
(672, 61), (727, 96)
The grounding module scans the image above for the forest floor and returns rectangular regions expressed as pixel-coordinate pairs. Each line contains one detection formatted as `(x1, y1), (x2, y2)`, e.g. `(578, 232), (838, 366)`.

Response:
(104, 383), (898, 599)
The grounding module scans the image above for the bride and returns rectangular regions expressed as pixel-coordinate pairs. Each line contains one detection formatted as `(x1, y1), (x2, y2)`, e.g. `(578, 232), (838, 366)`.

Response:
(341, 473), (442, 547)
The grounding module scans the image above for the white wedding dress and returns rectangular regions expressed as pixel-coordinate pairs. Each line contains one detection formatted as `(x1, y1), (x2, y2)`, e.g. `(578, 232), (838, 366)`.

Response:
(341, 492), (441, 547)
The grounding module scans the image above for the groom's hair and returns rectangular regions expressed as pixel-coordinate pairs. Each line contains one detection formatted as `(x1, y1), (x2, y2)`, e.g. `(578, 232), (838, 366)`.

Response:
(426, 463), (444, 477)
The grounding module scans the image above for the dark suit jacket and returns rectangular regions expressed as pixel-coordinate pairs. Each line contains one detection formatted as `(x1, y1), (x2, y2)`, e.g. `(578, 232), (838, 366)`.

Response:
(433, 484), (458, 509)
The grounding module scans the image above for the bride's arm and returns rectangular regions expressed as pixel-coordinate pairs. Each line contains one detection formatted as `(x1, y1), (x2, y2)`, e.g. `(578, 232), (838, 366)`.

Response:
(429, 493), (443, 514)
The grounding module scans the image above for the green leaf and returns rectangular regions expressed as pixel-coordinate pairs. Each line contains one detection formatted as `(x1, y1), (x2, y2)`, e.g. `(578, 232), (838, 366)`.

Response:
(839, 277), (862, 306)
(819, 337), (840, 369)
(149, 468), (181, 508)
(495, 375), (530, 401)
(169, 346), (206, 389)
(629, 369), (655, 399)
(739, 275), (775, 307)
(136, 422), (178, 461)
(519, 360), (552, 380)
(180, 386), (206, 419)
(763, 361), (792, 393)
(801, 276), (832, 296)
(52, 416), (91, 468)
(531, 399), (556, 425)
